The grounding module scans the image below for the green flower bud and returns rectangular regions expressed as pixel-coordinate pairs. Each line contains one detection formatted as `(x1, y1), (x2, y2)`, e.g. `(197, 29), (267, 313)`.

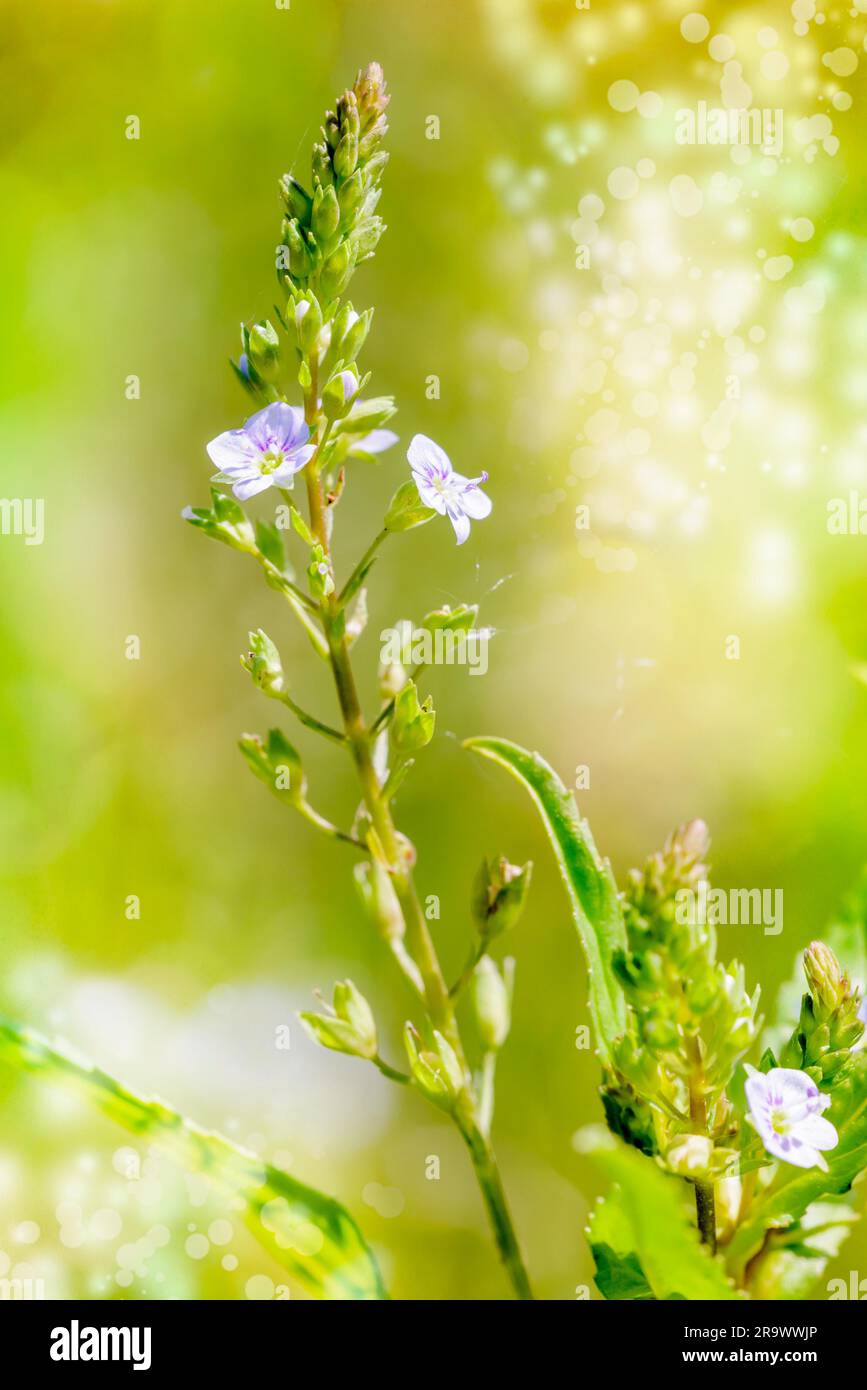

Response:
(312, 141), (333, 187)
(471, 956), (512, 1051)
(319, 239), (353, 300)
(391, 680), (435, 754)
(247, 320), (281, 382)
(403, 1023), (464, 1111)
(312, 183), (341, 244)
(354, 859), (405, 941)
(471, 857), (532, 938)
(300, 979), (377, 1061)
(307, 544), (334, 600)
(338, 169), (365, 223)
(333, 128), (358, 179)
(280, 174), (313, 225)
(336, 90), (361, 141)
(283, 218), (315, 279)
(422, 603), (479, 635)
(238, 728), (305, 807)
(804, 941), (846, 1020)
(294, 295), (323, 354)
(384, 480), (435, 534)
(340, 308), (373, 362)
(349, 218), (384, 262)
(241, 628), (284, 695)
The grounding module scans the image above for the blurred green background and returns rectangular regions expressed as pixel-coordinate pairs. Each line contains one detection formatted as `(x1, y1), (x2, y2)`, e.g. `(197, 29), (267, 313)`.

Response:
(2, 0), (867, 1299)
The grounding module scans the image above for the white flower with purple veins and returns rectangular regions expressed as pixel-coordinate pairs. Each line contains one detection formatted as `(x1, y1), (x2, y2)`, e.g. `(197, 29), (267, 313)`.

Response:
(206, 402), (316, 501)
(745, 1066), (838, 1170)
(408, 434), (492, 545)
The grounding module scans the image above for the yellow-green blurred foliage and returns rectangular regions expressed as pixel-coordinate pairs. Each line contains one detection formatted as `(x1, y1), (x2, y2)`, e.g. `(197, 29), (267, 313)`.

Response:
(2, 0), (867, 1299)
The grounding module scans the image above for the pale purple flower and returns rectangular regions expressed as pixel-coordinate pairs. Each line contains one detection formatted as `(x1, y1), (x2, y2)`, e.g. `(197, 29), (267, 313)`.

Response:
(351, 428), (399, 457)
(206, 403), (316, 502)
(745, 1065), (838, 1170)
(407, 434), (492, 545)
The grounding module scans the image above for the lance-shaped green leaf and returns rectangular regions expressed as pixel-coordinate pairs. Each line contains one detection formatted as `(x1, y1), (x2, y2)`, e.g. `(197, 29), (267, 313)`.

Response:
(726, 1051), (867, 1279)
(577, 1127), (739, 1300)
(465, 737), (627, 1063)
(0, 1014), (386, 1301)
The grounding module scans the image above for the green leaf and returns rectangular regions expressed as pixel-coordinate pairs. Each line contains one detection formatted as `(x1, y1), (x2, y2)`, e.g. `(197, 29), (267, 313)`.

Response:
(745, 1201), (858, 1300)
(588, 1191), (655, 1299)
(577, 1127), (738, 1300)
(727, 1052), (867, 1278)
(0, 1014), (386, 1301)
(465, 738), (627, 1062)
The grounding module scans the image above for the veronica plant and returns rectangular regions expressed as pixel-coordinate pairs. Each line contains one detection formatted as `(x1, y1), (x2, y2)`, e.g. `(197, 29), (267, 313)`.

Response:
(468, 739), (867, 1300)
(185, 65), (532, 1300)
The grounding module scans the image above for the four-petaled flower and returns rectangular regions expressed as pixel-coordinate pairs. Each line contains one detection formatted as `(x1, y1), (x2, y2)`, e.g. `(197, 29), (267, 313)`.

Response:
(745, 1065), (838, 1170)
(408, 434), (492, 545)
(207, 402), (316, 501)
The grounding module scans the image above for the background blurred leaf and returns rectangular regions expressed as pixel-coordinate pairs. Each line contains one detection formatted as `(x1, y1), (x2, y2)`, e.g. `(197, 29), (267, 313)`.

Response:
(576, 1126), (738, 1300)
(465, 737), (627, 1062)
(0, 1014), (387, 1301)
(744, 1200), (858, 1300)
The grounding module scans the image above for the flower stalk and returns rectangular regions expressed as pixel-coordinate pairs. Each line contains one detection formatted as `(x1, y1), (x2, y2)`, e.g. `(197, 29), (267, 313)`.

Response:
(188, 64), (527, 1299)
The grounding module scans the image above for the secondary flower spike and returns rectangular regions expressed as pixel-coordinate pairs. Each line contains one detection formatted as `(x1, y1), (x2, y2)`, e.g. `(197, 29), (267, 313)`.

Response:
(408, 434), (492, 545)
(207, 402), (316, 501)
(745, 1065), (838, 1170)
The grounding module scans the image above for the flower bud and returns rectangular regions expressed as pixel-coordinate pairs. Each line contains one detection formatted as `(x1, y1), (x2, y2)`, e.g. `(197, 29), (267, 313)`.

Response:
(804, 941), (846, 1020)
(472, 956), (512, 1051)
(241, 628), (284, 695)
(300, 979), (377, 1061)
(247, 320), (281, 382)
(319, 239), (353, 300)
(312, 183), (340, 244)
(282, 218), (315, 279)
(338, 169), (365, 223)
(403, 1023), (464, 1110)
(664, 1133), (714, 1179)
(471, 857), (532, 938)
(334, 131), (359, 179)
(279, 174), (313, 225)
(294, 294), (323, 354)
(307, 543), (335, 600)
(340, 307), (373, 362)
(391, 681), (435, 754)
(384, 479), (436, 534)
(321, 369), (359, 420)
(354, 859), (405, 942)
(238, 728), (305, 807)
(423, 603), (479, 635)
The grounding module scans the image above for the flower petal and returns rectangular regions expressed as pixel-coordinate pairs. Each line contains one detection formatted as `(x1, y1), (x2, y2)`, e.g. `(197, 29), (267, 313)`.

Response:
(206, 430), (258, 472)
(460, 483), (492, 520)
(447, 505), (471, 545)
(246, 402), (308, 453)
(232, 474), (273, 501)
(353, 429), (399, 455)
(793, 1113), (838, 1151)
(413, 475), (447, 514)
(407, 433), (452, 480)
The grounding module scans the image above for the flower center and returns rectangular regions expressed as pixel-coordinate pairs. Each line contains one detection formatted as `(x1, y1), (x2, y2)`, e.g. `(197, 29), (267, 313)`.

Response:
(770, 1107), (791, 1136)
(260, 448), (286, 474)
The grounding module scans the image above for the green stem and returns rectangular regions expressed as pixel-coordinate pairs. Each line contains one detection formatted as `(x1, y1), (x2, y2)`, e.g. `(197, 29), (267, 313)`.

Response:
(686, 1032), (716, 1254)
(299, 392), (532, 1299)
(339, 529), (388, 605)
(460, 1120), (533, 1301)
